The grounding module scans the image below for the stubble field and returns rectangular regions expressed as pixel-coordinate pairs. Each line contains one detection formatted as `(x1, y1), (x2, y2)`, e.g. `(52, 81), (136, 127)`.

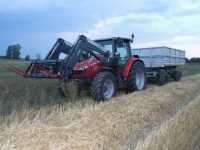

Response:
(0, 59), (200, 150)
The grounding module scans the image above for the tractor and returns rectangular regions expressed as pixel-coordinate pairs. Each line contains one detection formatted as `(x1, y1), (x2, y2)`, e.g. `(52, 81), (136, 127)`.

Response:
(24, 35), (146, 101)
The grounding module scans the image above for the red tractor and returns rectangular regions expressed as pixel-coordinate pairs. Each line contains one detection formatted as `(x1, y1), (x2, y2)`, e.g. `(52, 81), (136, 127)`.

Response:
(24, 35), (146, 101)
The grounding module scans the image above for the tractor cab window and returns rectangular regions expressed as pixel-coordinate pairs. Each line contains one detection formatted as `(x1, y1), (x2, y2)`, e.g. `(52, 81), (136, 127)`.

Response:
(96, 40), (113, 54)
(116, 40), (130, 65)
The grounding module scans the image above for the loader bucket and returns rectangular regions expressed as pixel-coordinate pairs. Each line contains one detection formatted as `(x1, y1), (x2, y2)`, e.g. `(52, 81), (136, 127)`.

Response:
(24, 60), (62, 79)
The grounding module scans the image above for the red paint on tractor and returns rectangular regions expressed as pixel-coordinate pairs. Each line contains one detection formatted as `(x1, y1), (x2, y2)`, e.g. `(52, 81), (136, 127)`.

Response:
(73, 58), (102, 78)
(123, 57), (141, 77)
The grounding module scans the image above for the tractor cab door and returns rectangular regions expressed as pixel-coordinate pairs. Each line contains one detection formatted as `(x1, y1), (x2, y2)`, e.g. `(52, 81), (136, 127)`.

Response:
(115, 39), (132, 66)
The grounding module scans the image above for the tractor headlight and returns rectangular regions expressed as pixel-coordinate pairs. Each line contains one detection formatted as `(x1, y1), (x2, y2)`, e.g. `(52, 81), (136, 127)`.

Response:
(79, 67), (85, 71)
(84, 66), (89, 69)
(79, 66), (88, 71)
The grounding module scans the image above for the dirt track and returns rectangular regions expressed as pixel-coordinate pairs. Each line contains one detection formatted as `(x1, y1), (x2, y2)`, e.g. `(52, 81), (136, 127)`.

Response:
(1, 75), (200, 150)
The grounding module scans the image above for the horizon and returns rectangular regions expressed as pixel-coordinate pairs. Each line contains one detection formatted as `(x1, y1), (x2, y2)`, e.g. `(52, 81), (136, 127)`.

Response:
(0, 0), (200, 58)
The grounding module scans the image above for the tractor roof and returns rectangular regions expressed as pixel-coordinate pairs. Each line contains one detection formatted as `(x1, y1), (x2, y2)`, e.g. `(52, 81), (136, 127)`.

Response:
(95, 37), (132, 42)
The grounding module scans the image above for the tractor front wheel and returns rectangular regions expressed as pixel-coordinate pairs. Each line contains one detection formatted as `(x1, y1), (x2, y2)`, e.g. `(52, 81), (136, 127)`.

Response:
(91, 72), (117, 101)
(59, 80), (80, 99)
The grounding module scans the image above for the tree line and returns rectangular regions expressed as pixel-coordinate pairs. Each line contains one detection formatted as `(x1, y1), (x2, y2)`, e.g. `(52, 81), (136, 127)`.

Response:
(6, 44), (21, 59)
(2, 43), (200, 63)
(186, 58), (200, 63)
(2, 44), (41, 61)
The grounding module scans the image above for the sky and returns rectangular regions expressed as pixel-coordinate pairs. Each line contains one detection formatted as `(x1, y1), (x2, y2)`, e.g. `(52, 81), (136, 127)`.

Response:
(0, 0), (200, 58)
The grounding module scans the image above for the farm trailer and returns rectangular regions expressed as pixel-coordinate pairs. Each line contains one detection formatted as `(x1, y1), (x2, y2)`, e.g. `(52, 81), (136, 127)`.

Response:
(132, 46), (186, 85)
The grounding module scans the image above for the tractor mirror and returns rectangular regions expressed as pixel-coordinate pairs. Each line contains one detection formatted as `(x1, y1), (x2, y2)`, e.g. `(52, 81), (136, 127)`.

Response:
(131, 33), (135, 43)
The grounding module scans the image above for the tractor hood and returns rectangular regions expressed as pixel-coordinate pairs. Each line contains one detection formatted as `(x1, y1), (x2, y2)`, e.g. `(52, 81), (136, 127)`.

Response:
(74, 57), (100, 71)
(73, 57), (103, 78)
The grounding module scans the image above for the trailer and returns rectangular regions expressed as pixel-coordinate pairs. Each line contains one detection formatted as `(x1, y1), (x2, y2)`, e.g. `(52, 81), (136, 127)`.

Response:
(132, 46), (186, 85)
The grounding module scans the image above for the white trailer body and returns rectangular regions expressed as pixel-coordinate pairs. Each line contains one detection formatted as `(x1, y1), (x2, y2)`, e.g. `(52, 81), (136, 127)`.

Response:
(132, 46), (186, 85)
(132, 46), (185, 68)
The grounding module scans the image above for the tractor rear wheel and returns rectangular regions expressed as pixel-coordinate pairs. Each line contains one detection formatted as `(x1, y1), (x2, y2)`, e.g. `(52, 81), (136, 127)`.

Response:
(91, 72), (117, 101)
(127, 61), (147, 92)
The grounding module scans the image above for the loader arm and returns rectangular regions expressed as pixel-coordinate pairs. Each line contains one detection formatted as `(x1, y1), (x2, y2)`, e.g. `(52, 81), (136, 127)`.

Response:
(24, 35), (109, 79)
(24, 38), (73, 78)
(45, 38), (73, 60)
(60, 35), (109, 81)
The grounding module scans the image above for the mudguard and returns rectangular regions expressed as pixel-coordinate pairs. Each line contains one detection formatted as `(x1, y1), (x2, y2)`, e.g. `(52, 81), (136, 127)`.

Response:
(123, 57), (144, 78)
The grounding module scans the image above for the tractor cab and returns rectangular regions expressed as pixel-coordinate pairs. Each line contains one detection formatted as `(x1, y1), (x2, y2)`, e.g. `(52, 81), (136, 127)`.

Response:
(95, 37), (133, 66)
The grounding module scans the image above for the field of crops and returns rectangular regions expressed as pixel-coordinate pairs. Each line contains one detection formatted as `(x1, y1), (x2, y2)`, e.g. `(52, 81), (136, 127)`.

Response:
(0, 59), (200, 150)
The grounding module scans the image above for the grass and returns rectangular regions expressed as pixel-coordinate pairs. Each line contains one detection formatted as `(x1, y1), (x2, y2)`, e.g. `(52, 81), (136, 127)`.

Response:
(0, 59), (200, 149)
(0, 59), (29, 77)
(0, 59), (93, 117)
(177, 63), (200, 76)
(0, 60), (199, 117)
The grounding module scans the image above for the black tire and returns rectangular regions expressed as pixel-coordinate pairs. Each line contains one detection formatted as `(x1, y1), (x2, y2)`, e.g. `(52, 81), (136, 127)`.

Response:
(91, 72), (117, 101)
(157, 69), (167, 86)
(59, 80), (80, 99)
(172, 71), (182, 81)
(127, 61), (147, 92)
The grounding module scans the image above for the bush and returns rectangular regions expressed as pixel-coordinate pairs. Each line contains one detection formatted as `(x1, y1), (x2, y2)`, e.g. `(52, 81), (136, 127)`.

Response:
(6, 44), (21, 59)
(25, 55), (31, 61)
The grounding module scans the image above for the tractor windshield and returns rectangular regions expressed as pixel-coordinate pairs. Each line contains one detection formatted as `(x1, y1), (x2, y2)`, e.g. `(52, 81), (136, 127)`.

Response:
(96, 40), (113, 54)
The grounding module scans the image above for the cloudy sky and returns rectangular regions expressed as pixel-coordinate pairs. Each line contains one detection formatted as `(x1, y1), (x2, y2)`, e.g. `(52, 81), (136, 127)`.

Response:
(0, 0), (200, 58)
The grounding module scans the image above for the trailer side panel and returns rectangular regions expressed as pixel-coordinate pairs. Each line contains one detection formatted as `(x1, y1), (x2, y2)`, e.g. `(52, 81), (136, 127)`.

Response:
(132, 46), (185, 68)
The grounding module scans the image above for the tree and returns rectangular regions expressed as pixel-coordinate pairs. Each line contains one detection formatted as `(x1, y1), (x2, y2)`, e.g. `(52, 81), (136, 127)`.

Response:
(190, 57), (200, 63)
(25, 55), (31, 61)
(185, 58), (190, 63)
(6, 44), (21, 59)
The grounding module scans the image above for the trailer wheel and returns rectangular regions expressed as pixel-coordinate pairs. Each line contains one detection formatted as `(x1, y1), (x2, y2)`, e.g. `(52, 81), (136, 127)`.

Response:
(91, 72), (117, 101)
(157, 69), (167, 86)
(127, 61), (147, 92)
(172, 71), (182, 81)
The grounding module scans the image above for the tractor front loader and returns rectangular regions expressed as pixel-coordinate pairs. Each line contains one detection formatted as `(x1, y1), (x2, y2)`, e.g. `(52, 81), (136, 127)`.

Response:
(24, 38), (73, 79)
(24, 35), (147, 101)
